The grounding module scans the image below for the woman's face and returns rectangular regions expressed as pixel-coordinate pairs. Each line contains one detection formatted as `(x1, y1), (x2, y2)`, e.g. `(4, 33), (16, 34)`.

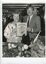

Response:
(27, 7), (33, 16)
(13, 14), (19, 23)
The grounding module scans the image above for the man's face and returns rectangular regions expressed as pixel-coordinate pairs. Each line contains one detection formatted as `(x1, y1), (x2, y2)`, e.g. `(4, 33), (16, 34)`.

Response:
(27, 7), (33, 16)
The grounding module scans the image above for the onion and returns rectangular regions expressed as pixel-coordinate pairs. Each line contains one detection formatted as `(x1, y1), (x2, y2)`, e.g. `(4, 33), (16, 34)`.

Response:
(24, 45), (28, 50)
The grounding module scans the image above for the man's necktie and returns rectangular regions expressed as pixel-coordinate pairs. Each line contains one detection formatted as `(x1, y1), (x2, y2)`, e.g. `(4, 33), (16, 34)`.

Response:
(27, 20), (29, 27)
(27, 17), (30, 27)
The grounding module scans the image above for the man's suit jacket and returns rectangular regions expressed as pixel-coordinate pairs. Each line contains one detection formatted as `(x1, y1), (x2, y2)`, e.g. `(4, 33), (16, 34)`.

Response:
(23, 14), (41, 33)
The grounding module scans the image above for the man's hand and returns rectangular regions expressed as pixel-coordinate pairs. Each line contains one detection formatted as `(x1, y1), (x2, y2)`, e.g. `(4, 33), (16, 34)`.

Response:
(27, 27), (33, 32)
(27, 27), (31, 32)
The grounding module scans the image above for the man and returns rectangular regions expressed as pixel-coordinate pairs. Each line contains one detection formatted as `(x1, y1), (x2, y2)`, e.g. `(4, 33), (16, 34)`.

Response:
(23, 5), (41, 39)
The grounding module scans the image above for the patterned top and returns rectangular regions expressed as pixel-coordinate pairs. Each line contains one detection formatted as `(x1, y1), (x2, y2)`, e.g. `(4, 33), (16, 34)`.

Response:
(4, 22), (22, 43)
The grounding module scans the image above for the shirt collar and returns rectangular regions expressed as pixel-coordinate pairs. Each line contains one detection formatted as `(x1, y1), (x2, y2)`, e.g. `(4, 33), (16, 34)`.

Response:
(30, 15), (33, 20)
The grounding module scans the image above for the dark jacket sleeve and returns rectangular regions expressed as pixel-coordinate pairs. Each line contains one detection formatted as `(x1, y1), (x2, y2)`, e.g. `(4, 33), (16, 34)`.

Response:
(35, 16), (41, 32)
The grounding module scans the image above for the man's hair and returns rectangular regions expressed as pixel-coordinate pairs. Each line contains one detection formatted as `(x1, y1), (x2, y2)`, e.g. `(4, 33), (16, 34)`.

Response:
(26, 4), (34, 11)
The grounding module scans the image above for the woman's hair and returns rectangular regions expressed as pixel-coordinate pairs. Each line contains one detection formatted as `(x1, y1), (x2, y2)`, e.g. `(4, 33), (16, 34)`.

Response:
(5, 15), (14, 28)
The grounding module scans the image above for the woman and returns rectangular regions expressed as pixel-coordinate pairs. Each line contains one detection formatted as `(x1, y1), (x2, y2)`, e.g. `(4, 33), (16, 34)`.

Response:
(4, 13), (22, 43)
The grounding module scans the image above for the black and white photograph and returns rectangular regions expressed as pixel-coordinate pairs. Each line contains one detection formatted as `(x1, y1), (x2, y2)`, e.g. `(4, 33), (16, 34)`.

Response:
(2, 3), (45, 57)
